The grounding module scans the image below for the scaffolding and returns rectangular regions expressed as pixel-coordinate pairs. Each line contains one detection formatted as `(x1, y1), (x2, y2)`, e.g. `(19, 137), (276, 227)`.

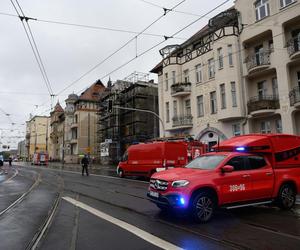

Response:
(97, 75), (158, 164)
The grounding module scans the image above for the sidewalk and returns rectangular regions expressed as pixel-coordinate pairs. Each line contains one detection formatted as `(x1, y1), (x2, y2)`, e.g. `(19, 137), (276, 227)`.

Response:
(16, 161), (118, 175)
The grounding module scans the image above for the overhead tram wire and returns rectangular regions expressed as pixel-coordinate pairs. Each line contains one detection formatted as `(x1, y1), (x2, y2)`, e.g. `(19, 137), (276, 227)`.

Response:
(54, 0), (186, 97)
(0, 12), (187, 40)
(76, 0), (231, 94)
(14, 0), (54, 95)
(36, 0), (231, 115)
(139, 0), (211, 18)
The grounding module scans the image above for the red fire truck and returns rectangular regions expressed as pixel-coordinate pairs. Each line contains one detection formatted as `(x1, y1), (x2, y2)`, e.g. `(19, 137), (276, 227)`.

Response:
(32, 152), (49, 166)
(117, 140), (206, 178)
(147, 134), (300, 223)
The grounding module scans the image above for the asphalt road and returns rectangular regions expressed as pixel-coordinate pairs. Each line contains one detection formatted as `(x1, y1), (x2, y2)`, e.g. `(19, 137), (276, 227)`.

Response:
(0, 163), (299, 250)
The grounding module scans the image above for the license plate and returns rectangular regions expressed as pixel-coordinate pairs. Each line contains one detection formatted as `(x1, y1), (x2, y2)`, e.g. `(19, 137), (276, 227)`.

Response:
(149, 191), (159, 198)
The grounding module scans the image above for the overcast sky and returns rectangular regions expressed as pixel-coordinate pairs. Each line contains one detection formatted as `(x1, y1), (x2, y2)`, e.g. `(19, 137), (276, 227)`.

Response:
(0, 0), (234, 148)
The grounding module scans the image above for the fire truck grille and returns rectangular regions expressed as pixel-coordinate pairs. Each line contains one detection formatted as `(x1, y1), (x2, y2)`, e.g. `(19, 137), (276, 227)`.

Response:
(150, 179), (168, 190)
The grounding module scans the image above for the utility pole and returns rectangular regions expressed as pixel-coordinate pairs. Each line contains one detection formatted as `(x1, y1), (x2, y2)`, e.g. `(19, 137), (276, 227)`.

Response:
(88, 113), (90, 157)
(45, 118), (49, 152)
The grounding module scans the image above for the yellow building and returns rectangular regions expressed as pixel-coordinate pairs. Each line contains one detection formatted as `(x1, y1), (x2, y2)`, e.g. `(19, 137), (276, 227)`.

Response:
(25, 116), (51, 160)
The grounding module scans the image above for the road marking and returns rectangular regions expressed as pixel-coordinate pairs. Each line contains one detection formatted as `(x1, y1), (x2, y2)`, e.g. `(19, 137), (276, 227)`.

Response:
(3, 169), (18, 183)
(63, 196), (183, 250)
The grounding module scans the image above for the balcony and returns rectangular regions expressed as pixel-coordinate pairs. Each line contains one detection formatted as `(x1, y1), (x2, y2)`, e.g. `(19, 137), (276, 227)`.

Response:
(287, 37), (300, 60)
(172, 115), (193, 129)
(289, 86), (300, 108)
(245, 50), (271, 75)
(171, 82), (191, 97)
(247, 95), (280, 117)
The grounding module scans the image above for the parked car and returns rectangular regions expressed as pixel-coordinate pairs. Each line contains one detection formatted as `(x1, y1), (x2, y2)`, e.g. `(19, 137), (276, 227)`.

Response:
(147, 134), (300, 223)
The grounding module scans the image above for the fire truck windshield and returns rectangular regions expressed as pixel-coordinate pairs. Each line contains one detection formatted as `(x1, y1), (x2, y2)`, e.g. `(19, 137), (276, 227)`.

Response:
(185, 155), (226, 170)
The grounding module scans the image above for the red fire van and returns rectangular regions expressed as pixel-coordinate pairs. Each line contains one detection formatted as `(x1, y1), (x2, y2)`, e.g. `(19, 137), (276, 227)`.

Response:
(147, 134), (300, 222)
(117, 140), (206, 178)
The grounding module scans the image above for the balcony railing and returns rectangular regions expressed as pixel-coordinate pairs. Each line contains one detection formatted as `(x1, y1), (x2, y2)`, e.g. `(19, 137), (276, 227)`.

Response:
(245, 50), (271, 71)
(289, 86), (300, 106)
(171, 82), (191, 96)
(247, 95), (280, 114)
(172, 115), (193, 127)
(287, 37), (300, 57)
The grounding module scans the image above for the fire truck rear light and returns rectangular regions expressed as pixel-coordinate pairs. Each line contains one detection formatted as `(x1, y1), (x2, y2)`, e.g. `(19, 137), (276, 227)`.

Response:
(180, 197), (185, 205)
(236, 147), (245, 151)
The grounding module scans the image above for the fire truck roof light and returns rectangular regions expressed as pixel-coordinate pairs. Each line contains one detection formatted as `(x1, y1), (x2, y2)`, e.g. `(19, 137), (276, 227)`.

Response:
(236, 147), (246, 151)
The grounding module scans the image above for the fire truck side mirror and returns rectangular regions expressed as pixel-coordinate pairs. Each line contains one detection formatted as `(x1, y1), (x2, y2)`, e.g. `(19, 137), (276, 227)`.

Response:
(221, 165), (234, 173)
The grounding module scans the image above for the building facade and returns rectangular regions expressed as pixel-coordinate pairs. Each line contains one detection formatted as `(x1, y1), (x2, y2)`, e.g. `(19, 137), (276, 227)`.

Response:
(50, 102), (65, 161)
(63, 80), (105, 163)
(17, 139), (26, 160)
(151, 1), (300, 149)
(98, 73), (159, 164)
(151, 8), (244, 150)
(25, 115), (50, 160)
(235, 0), (300, 135)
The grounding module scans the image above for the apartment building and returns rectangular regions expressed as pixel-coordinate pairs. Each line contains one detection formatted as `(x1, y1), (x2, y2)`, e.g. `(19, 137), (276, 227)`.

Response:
(151, 2), (300, 148)
(151, 8), (244, 149)
(235, 0), (300, 135)
(63, 80), (105, 163)
(25, 115), (51, 160)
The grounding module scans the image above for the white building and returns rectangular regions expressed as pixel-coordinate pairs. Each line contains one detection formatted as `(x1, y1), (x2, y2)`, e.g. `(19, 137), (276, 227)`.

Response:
(151, 1), (300, 149)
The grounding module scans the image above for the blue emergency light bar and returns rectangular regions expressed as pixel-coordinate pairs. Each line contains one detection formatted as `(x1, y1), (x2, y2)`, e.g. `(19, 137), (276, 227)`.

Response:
(236, 147), (246, 151)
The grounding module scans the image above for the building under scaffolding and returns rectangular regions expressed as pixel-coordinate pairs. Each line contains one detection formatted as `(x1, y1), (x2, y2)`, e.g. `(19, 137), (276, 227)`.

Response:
(97, 73), (159, 164)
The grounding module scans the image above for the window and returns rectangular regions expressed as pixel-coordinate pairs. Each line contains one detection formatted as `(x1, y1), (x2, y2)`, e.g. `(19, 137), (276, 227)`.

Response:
(231, 82), (237, 107)
(183, 69), (189, 83)
(220, 84), (226, 109)
(228, 45), (233, 66)
(255, 0), (270, 21)
(210, 91), (217, 114)
(257, 81), (266, 99)
(172, 71), (176, 85)
(208, 58), (215, 78)
(217, 48), (223, 69)
(173, 100), (177, 117)
(297, 71), (300, 89)
(248, 156), (267, 169)
(232, 124), (241, 136)
(195, 64), (202, 83)
(280, 0), (295, 8)
(185, 99), (191, 116)
(272, 78), (278, 98)
(255, 44), (264, 66)
(226, 156), (247, 171)
(275, 119), (282, 133)
(165, 73), (168, 91)
(261, 121), (271, 133)
(166, 102), (170, 122)
(197, 95), (204, 117)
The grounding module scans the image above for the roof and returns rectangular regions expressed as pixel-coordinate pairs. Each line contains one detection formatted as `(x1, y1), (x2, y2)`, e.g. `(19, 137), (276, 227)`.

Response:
(78, 80), (106, 102)
(215, 134), (300, 153)
(53, 102), (64, 113)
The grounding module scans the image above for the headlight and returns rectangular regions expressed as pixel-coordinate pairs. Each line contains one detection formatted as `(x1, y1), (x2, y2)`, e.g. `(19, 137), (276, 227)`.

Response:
(171, 180), (189, 188)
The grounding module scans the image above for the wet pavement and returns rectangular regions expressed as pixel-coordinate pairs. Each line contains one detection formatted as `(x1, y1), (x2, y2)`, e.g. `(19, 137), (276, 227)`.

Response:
(0, 163), (299, 249)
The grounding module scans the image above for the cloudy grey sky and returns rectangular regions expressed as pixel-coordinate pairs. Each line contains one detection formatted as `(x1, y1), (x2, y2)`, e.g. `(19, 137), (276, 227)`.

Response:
(0, 0), (234, 148)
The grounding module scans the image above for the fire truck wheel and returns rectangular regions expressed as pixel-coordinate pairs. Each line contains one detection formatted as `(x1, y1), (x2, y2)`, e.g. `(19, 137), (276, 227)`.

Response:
(118, 168), (124, 178)
(190, 191), (215, 223)
(277, 184), (296, 210)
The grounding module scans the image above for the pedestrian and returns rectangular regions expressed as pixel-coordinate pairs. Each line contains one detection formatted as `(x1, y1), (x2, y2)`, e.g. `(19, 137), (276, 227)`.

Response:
(81, 154), (89, 176)
(8, 157), (12, 167)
